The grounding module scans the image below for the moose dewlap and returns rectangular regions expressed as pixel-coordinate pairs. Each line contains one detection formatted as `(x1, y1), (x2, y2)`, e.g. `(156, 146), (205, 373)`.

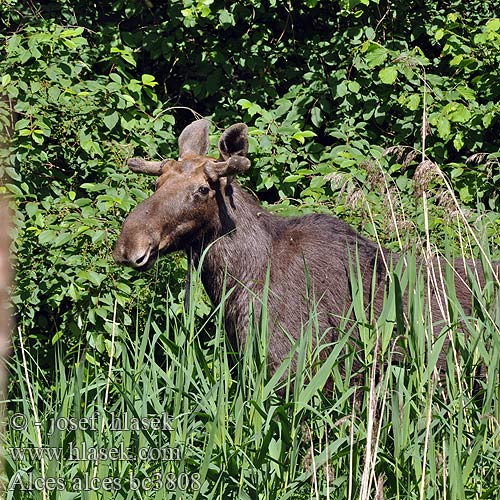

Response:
(113, 119), (491, 377)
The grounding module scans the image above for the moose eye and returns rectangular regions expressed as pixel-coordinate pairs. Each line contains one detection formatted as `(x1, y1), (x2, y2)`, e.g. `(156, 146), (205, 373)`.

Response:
(197, 186), (210, 195)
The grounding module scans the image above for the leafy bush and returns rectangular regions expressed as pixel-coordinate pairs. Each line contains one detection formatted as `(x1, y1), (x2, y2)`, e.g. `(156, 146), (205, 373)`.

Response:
(0, 17), (185, 361)
(1, 0), (500, 496)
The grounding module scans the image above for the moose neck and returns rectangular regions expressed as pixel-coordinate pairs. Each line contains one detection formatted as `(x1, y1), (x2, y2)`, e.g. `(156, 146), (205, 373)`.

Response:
(189, 181), (274, 305)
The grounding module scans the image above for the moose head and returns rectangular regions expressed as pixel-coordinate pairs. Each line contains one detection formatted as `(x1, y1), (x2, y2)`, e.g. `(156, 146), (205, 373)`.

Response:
(113, 120), (251, 271)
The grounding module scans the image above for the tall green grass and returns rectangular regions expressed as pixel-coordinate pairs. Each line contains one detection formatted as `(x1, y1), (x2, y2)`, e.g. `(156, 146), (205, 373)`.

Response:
(4, 236), (500, 499)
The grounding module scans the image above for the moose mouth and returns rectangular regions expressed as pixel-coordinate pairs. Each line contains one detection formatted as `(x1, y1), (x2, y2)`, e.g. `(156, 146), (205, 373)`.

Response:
(134, 254), (157, 272)
(113, 241), (159, 271)
(113, 224), (185, 271)
(131, 244), (163, 271)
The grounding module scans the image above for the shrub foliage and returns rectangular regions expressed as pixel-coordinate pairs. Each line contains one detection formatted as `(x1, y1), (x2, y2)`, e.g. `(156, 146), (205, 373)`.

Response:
(1, 0), (500, 497)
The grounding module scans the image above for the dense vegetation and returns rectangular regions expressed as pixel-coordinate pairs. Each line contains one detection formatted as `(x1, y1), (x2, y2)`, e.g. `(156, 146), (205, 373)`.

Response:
(1, 0), (499, 498)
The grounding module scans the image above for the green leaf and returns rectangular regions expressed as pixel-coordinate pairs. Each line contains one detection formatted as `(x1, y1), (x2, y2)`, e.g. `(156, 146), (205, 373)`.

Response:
(128, 81), (142, 93)
(141, 74), (158, 87)
(284, 174), (303, 183)
(81, 183), (107, 192)
(396, 175), (408, 190)
(39, 230), (57, 245)
(5, 183), (22, 196)
(77, 270), (105, 287)
(53, 232), (72, 247)
(85, 352), (99, 366)
(335, 81), (348, 97)
(91, 230), (106, 244)
(483, 111), (494, 128)
(435, 28), (445, 41)
(449, 54), (463, 66)
(310, 176), (326, 189)
(486, 18), (500, 33)
(109, 73), (122, 84)
(15, 118), (30, 131)
(436, 116), (451, 138)
(456, 85), (475, 101)
(348, 80), (361, 93)
(407, 94), (421, 111)
(365, 45), (388, 68)
(459, 185), (473, 203)
(292, 130), (316, 144)
(123, 93), (136, 104)
(62, 38), (76, 49)
(441, 102), (471, 124)
(48, 86), (61, 101)
(60, 27), (84, 38)
(379, 66), (398, 84)
(103, 111), (119, 131)
(365, 27), (375, 40)
(237, 98), (263, 117)
(311, 106), (322, 127)
(110, 47), (136, 67)
(32, 130), (44, 144)
(219, 9), (235, 26)
(453, 132), (464, 151)
(5, 167), (21, 181)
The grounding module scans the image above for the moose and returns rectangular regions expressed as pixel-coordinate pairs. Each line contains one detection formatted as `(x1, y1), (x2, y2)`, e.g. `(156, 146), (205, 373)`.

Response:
(113, 119), (496, 376)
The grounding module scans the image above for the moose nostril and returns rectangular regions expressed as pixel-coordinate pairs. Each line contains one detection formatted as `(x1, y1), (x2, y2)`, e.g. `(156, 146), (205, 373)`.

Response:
(135, 252), (148, 266)
(132, 245), (152, 267)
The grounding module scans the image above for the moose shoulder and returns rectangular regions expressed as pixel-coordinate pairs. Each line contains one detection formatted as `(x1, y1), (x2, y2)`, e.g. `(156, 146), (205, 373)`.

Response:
(113, 119), (492, 374)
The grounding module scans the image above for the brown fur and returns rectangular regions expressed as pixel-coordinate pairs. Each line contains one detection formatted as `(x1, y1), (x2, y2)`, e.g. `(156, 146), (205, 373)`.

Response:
(114, 120), (497, 376)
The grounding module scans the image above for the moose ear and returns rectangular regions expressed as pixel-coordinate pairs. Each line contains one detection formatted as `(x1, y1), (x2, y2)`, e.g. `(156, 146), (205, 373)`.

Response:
(218, 123), (248, 160)
(178, 119), (210, 159)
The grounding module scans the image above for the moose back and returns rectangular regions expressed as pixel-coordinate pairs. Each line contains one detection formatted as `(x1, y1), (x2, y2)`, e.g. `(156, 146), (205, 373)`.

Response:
(113, 119), (488, 373)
